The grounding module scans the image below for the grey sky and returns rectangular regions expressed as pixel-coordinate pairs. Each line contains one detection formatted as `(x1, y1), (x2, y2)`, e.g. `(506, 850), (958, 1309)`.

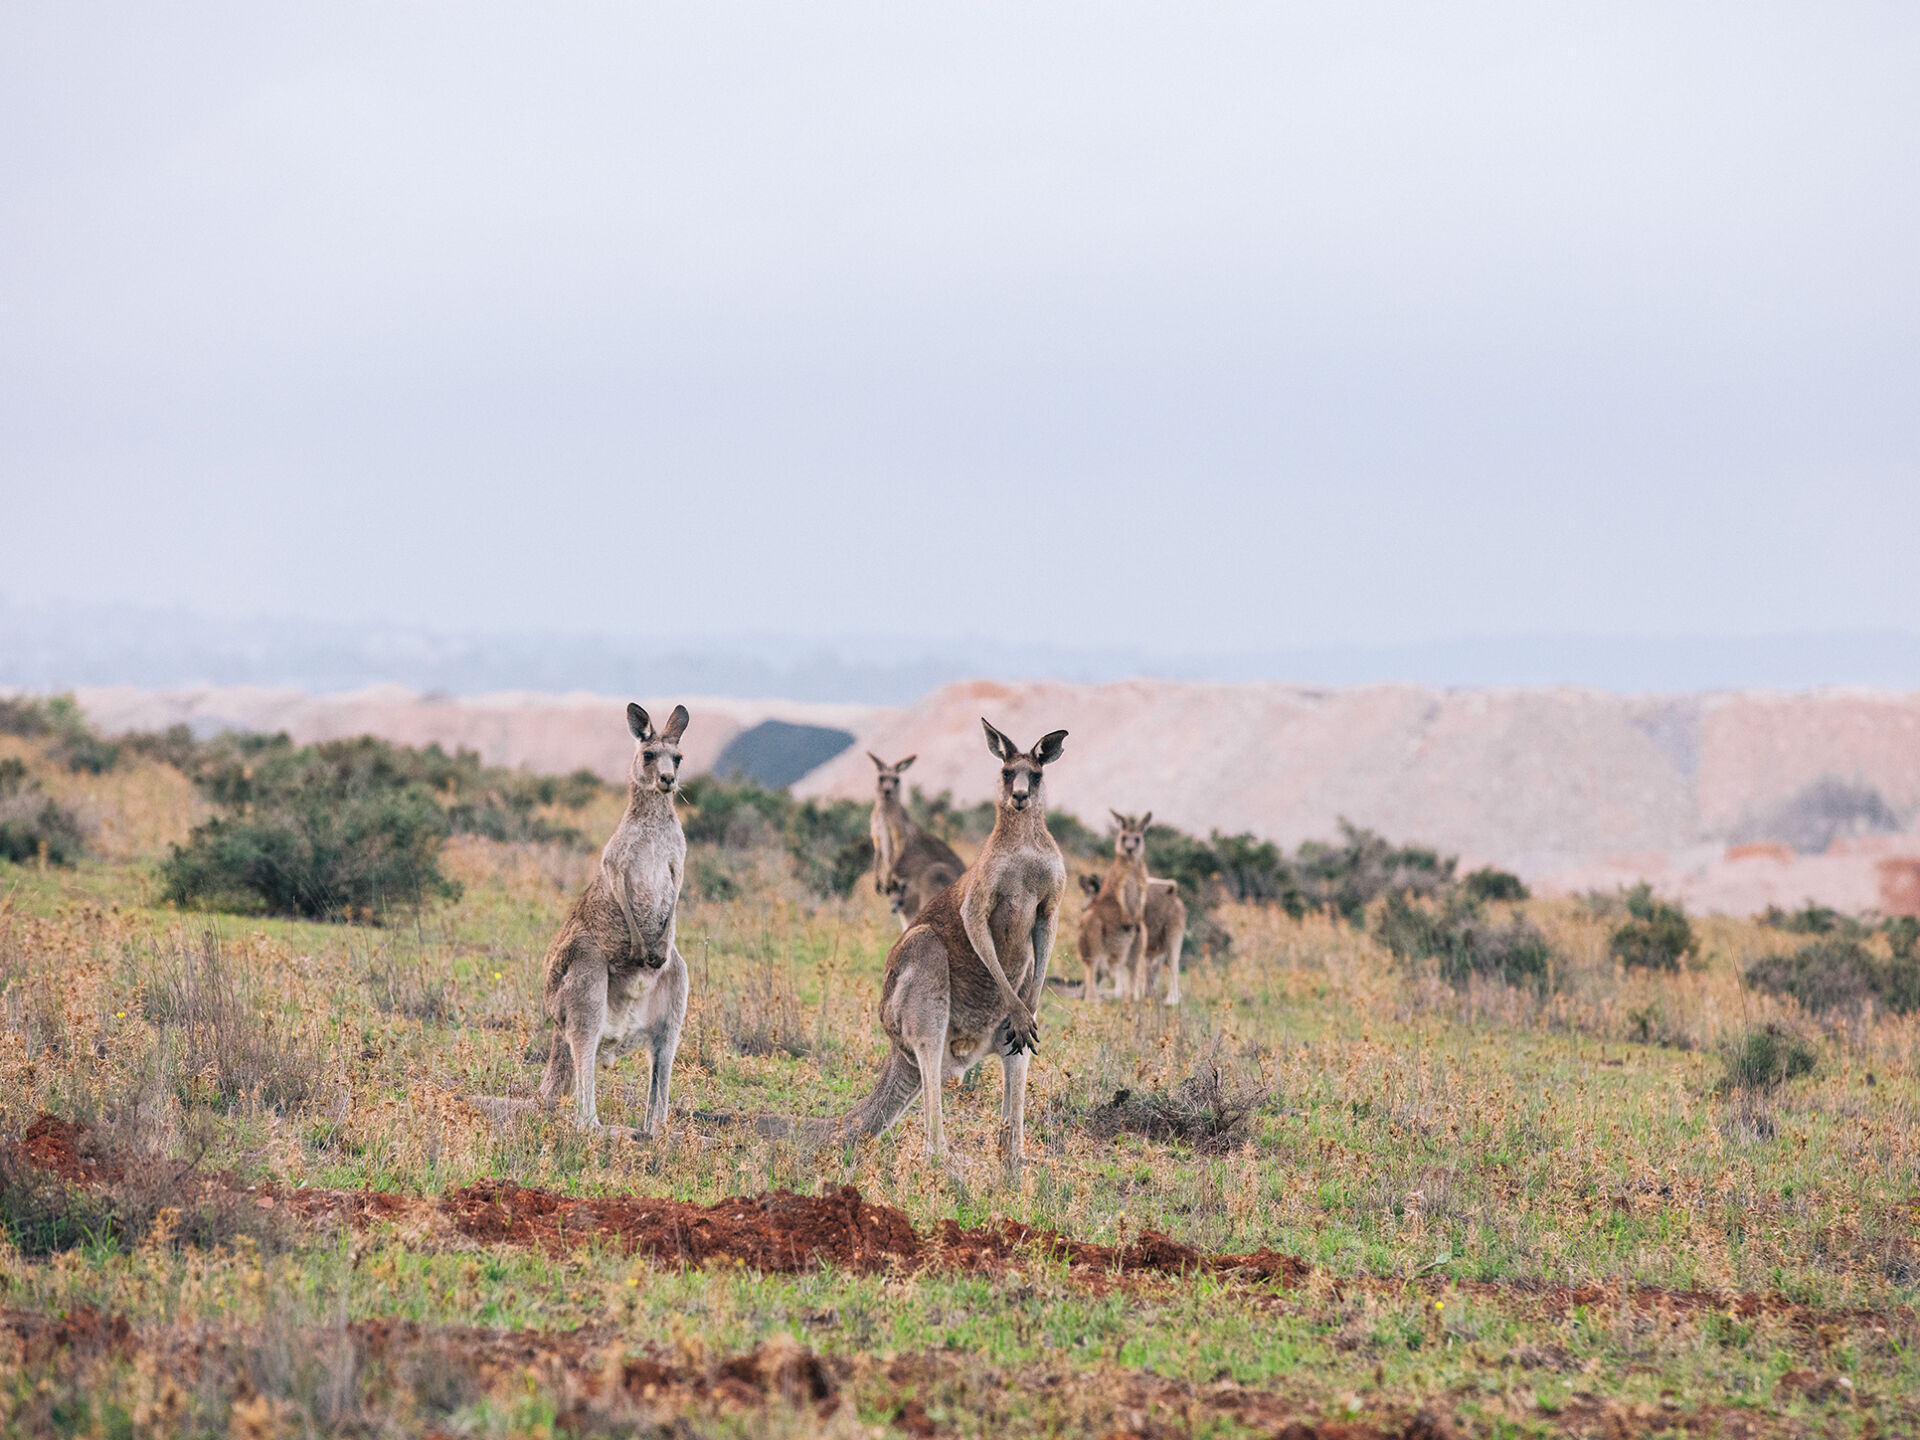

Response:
(3, 3), (1916, 659)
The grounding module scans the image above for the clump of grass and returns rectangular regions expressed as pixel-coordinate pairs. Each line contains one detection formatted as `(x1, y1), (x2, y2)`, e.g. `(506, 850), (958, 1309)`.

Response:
(361, 955), (452, 1023)
(725, 948), (810, 1058)
(1081, 1057), (1271, 1154)
(1715, 1024), (1818, 1095)
(1374, 892), (1554, 991)
(1745, 938), (1920, 1017)
(1609, 882), (1697, 972)
(142, 932), (325, 1111)
(0, 758), (88, 866)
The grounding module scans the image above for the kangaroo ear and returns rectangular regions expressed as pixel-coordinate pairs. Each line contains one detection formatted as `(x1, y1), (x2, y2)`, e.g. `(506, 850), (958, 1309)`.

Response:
(1110, 808), (1125, 828)
(981, 719), (1017, 762)
(1140, 811), (1152, 831)
(896, 754), (916, 772)
(1031, 729), (1067, 766)
(627, 703), (653, 741)
(868, 752), (886, 770)
(660, 705), (690, 743)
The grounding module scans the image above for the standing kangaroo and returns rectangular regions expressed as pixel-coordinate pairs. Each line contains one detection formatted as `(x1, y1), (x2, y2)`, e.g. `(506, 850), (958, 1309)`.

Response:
(1075, 812), (1151, 1000)
(820, 721), (1067, 1166)
(539, 702), (690, 1134)
(1076, 869), (1186, 1004)
(868, 752), (967, 928)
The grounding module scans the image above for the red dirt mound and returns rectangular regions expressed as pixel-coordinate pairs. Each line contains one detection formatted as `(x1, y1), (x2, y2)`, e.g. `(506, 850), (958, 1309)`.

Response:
(443, 1180), (922, 1272)
(19, 1115), (121, 1185)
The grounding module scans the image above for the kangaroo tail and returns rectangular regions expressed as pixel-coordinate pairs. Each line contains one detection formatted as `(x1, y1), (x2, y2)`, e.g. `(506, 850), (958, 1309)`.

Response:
(753, 1048), (920, 1143)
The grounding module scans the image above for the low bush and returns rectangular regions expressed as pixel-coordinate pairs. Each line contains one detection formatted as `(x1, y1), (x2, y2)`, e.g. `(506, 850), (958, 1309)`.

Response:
(0, 694), (118, 772)
(1744, 937), (1920, 1017)
(1609, 883), (1697, 972)
(1715, 1024), (1818, 1095)
(1296, 821), (1454, 924)
(161, 785), (458, 920)
(679, 775), (873, 899)
(0, 758), (87, 866)
(1462, 866), (1529, 903)
(1374, 891), (1554, 990)
(1080, 1058), (1272, 1154)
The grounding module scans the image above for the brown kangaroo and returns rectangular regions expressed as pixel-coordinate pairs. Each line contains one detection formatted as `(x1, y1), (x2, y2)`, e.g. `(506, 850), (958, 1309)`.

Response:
(868, 753), (967, 927)
(1077, 870), (1186, 1004)
(1075, 812), (1150, 1000)
(812, 720), (1067, 1167)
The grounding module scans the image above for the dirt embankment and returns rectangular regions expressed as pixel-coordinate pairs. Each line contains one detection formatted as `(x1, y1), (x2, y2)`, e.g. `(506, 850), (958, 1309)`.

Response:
(72, 684), (890, 785)
(795, 678), (1920, 914)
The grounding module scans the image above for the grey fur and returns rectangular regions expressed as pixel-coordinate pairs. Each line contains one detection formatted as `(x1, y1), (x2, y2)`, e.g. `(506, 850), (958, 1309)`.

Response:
(538, 701), (691, 1134)
(868, 751), (967, 927)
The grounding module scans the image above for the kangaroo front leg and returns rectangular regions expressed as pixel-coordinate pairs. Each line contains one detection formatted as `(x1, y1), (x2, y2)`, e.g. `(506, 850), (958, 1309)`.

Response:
(961, 891), (1040, 1053)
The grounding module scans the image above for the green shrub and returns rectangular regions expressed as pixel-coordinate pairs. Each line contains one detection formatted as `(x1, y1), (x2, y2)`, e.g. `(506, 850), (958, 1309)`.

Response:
(1887, 917), (1920, 962)
(1609, 883), (1697, 971)
(0, 694), (118, 772)
(0, 758), (87, 865)
(1044, 809), (1110, 861)
(159, 743), (460, 920)
(1462, 867), (1529, 903)
(0, 696), (55, 738)
(1375, 891), (1554, 990)
(1296, 821), (1454, 924)
(1716, 1024), (1818, 1094)
(678, 775), (872, 898)
(1745, 937), (1920, 1016)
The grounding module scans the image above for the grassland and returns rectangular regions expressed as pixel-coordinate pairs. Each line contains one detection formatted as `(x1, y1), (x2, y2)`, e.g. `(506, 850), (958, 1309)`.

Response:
(0, 734), (1916, 1437)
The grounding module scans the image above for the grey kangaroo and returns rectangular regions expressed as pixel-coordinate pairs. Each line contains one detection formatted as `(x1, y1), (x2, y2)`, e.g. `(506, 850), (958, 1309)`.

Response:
(538, 702), (690, 1134)
(809, 720), (1067, 1167)
(868, 752), (966, 927)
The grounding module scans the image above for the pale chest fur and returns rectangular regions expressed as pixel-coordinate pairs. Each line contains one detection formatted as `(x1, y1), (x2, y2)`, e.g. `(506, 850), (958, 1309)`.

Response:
(601, 804), (685, 960)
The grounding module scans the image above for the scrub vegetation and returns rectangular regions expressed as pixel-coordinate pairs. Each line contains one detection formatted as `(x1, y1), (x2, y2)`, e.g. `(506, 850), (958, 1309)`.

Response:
(0, 716), (1916, 1436)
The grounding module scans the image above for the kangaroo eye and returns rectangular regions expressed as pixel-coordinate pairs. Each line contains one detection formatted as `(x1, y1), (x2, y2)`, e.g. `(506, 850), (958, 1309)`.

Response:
(1002, 769), (1015, 782)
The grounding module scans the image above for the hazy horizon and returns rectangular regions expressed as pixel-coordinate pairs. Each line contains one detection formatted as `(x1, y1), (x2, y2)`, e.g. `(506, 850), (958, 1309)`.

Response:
(4, 594), (1918, 702)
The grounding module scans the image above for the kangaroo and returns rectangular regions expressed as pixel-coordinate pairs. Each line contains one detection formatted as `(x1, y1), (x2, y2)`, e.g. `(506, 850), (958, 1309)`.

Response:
(1137, 879), (1187, 1004)
(887, 858), (963, 929)
(538, 702), (690, 1134)
(868, 752), (967, 928)
(1077, 869), (1186, 1004)
(1074, 812), (1151, 1001)
(811, 720), (1067, 1167)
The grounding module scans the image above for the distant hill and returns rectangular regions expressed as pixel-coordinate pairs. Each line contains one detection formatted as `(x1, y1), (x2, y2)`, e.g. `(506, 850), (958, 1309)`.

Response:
(793, 678), (1920, 916)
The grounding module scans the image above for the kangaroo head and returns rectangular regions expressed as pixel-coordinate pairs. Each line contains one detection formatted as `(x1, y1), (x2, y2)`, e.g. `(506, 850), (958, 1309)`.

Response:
(981, 719), (1067, 814)
(1109, 810), (1152, 862)
(884, 874), (909, 915)
(1078, 873), (1103, 899)
(626, 702), (690, 795)
(868, 751), (915, 804)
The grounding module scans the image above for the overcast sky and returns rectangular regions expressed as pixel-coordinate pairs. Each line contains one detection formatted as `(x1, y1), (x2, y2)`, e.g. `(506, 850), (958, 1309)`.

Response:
(3, 3), (1916, 659)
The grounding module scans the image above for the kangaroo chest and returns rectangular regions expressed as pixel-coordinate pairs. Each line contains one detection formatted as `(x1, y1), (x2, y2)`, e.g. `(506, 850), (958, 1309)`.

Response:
(602, 819), (684, 958)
